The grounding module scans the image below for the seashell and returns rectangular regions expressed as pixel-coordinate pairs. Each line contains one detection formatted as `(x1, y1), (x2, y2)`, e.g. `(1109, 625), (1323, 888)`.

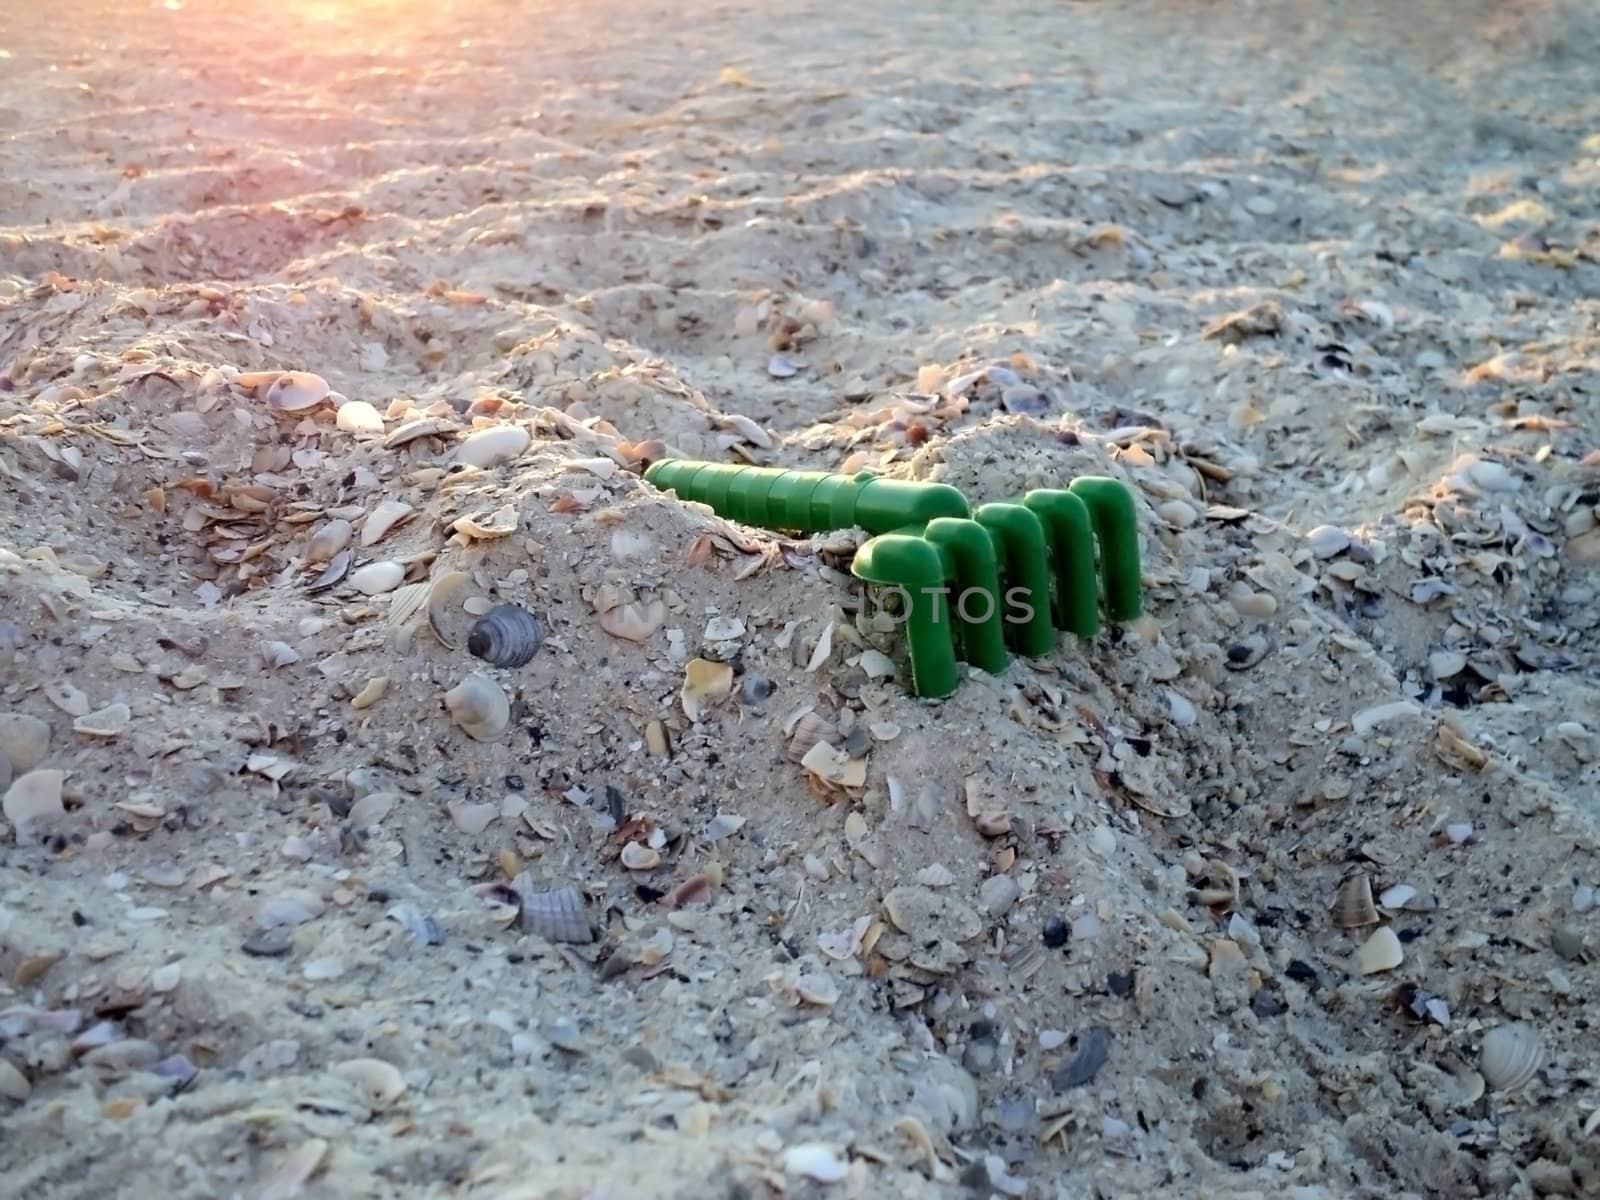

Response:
(305, 519), (352, 564)
(800, 740), (867, 789)
(0, 713), (51, 774)
(384, 416), (460, 448)
(360, 500), (413, 547)
(1378, 883), (1418, 910)
(597, 598), (665, 642)
(348, 560), (405, 595)
(45, 680), (90, 718)
(781, 1144), (847, 1183)
(426, 571), (482, 650)
(467, 604), (544, 668)
(704, 616), (745, 642)
(346, 790), (397, 829)
(451, 504), (518, 540)
(0, 1058), (30, 1103)
(620, 842), (660, 871)
(1480, 1022), (1543, 1092)
(350, 677), (389, 710)
(448, 801), (498, 835)
(72, 703), (131, 738)
(384, 582), (429, 631)
(787, 711), (838, 762)
(260, 640), (300, 669)
(252, 1138), (328, 1200)
(511, 876), (593, 943)
(265, 371), (331, 414)
(335, 400), (385, 435)
(1356, 926), (1404, 975)
(443, 673), (510, 742)
(304, 547), (354, 593)
(1305, 524), (1350, 559)
(1332, 872), (1379, 929)
(565, 456), (616, 479)
(4, 768), (66, 846)
(472, 882), (522, 927)
(681, 657), (734, 721)
(387, 903), (442, 945)
(452, 425), (530, 470)
(334, 1058), (407, 1110)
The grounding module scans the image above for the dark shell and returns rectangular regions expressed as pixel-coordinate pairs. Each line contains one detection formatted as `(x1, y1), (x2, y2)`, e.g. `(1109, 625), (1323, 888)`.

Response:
(467, 603), (544, 668)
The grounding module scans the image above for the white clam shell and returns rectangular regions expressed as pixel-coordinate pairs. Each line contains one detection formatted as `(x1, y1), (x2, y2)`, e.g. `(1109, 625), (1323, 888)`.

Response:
(443, 673), (510, 742)
(1356, 926), (1404, 975)
(305, 519), (353, 564)
(1480, 1022), (1544, 1092)
(333, 1058), (407, 1110)
(4, 768), (66, 846)
(620, 842), (661, 871)
(360, 500), (414, 548)
(0, 713), (52, 774)
(452, 425), (530, 470)
(335, 400), (385, 435)
(73, 703), (131, 738)
(384, 416), (460, 448)
(265, 371), (331, 413)
(348, 560), (405, 595)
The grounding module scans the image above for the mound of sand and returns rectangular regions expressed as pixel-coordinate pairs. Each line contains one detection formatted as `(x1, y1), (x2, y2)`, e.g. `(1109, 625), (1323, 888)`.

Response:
(2, 1), (1598, 1197)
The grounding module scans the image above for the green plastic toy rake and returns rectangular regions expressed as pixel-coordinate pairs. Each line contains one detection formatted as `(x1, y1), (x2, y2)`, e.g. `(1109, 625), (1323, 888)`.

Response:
(643, 460), (1142, 699)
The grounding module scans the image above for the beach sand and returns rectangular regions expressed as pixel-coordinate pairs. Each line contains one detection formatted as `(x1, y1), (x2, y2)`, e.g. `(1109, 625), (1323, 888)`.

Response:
(2, 0), (1598, 1196)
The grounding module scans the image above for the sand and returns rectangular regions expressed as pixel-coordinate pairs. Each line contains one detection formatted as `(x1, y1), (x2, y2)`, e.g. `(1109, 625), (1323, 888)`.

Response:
(2, 0), (1599, 1196)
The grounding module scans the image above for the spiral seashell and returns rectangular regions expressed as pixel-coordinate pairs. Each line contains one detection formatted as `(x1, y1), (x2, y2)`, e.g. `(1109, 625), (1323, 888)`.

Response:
(467, 604), (544, 668)
(443, 673), (510, 742)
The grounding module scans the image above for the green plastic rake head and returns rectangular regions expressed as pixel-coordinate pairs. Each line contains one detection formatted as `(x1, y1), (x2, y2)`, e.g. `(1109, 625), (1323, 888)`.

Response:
(643, 460), (1142, 699)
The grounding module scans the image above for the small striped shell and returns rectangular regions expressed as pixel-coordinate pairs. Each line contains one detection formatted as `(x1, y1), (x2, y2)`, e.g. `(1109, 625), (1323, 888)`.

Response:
(467, 604), (544, 668)
(511, 876), (593, 943)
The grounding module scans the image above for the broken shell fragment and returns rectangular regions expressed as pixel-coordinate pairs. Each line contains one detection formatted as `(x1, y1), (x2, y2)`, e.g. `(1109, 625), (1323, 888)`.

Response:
(681, 657), (734, 721)
(333, 1058), (407, 1110)
(384, 416), (460, 449)
(467, 604), (544, 668)
(351, 677), (389, 710)
(348, 560), (405, 595)
(360, 500), (414, 547)
(598, 598), (665, 642)
(800, 741), (867, 790)
(452, 425), (530, 470)
(443, 673), (510, 742)
(451, 504), (518, 540)
(1480, 1022), (1544, 1092)
(0, 714), (51, 774)
(1333, 872), (1379, 929)
(305, 519), (353, 565)
(73, 703), (131, 738)
(265, 371), (331, 414)
(620, 842), (660, 871)
(1356, 926), (1404, 975)
(45, 680), (90, 718)
(512, 877), (593, 943)
(304, 548), (354, 594)
(4, 768), (67, 846)
(426, 570), (482, 650)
